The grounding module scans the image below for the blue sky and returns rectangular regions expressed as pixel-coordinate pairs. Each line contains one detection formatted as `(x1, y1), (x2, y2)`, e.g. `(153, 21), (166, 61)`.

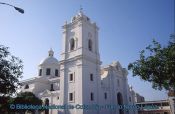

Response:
(0, 0), (174, 101)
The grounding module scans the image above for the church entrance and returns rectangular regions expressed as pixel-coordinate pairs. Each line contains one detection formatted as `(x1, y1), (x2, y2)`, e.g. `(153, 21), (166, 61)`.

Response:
(117, 92), (124, 114)
(45, 98), (49, 114)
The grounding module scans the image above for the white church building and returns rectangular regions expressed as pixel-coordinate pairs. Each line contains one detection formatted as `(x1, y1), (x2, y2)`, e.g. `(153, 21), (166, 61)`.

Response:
(20, 10), (144, 114)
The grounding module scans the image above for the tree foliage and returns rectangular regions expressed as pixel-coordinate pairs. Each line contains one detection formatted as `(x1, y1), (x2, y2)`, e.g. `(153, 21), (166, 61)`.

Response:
(0, 96), (14, 113)
(14, 92), (42, 105)
(13, 92), (43, 113)
(0, 45), (23, 96)
(128, 35), (175, 91)
(0, 92), (43, 113)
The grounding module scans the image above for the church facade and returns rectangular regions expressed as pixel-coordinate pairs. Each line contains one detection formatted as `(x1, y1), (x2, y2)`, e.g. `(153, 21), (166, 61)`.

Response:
(20, 11), (144, 114)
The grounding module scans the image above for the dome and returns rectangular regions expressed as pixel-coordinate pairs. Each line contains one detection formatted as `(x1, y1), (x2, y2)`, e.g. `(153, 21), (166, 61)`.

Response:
(39, 49), (58, 65)
(40, 56), (58, 65)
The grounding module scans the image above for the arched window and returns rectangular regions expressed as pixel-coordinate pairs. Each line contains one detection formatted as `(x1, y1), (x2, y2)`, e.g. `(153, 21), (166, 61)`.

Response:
(90, 92), (94, 101)
(39, 69), (42, 76)
(117, 92), (124, 114)
(88, 39), (92, 51)
(129, 96), (131, 102)
(50, 84), (54, 91)
(24, 84), (29, 89)
(104, 92), (107, 99)
(90, 73), (93, 81)
(117, 79), (120, 86)
(46, 68), (51, 75)
(45, 98), (49, 114)
(55, 69), (58, 76)
(70, 38), (75, 51)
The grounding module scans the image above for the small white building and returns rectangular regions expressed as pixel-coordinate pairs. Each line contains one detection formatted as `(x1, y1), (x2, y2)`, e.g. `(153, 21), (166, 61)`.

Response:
(20, 10), (143, 114)
(136, 100), (172, 114)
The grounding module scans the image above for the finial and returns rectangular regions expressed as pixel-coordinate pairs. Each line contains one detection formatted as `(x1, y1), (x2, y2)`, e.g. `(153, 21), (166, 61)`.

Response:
(79, 5), (83, 14)
(48, 48), (54, 57)
(64, 21), (67, 25)
(80, 5), (83, 12)
(130, 85), (133, 90)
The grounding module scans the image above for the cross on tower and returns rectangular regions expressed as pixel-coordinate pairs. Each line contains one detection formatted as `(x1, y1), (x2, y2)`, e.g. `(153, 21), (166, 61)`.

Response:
(80, 5), (83, 11)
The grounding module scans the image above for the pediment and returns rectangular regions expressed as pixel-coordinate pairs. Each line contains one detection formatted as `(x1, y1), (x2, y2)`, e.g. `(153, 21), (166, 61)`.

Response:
(111, 61), (123, 71)
(40, 89), (51, 96)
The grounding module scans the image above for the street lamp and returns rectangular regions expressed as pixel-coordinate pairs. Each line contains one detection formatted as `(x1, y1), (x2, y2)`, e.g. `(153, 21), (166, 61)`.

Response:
(0, 2), (24, 14)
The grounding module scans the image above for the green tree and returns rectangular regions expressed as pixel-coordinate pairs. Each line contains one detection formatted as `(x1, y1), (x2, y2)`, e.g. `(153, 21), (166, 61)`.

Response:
(0, 96), (14, 113)
(128, 34), (175, 95)
(13, 92), (43, 114)
(0, 45), (23, 96)
(0, 92), (43, 114)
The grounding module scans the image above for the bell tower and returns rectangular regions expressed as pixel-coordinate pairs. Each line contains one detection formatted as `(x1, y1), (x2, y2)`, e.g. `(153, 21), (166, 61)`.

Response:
(60, 10), (100, 60)
(59, 10), (101, 114)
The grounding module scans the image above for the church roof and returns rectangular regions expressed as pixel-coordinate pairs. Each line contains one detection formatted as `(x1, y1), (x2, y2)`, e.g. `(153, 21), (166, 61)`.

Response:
(39, 49), (59, 65)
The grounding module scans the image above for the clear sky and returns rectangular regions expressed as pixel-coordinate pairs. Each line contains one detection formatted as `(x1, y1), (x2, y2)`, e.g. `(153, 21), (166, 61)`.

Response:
(0, 0), (174, 101)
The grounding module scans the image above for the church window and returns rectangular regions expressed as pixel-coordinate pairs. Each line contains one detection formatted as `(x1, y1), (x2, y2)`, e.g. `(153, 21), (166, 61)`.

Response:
(104, 92), (107, 100)
(129, 97), (131, 102)
(55, 69), (58, 76)
(70, 38), (75, 51)
(90, 73), (93, 81)
(39, 69), (42, 76)
(117, 79), (120, 86)
(88, 39), (92, 51)
(90, 92), (94, 101)
(69, 73), (74, 81)
(46, 68), (51, 75)
(50, 84), (54, 91)
(69, 93), (74, 101)
(24, 84), (29, 89)
(87, 17), (90, 21)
